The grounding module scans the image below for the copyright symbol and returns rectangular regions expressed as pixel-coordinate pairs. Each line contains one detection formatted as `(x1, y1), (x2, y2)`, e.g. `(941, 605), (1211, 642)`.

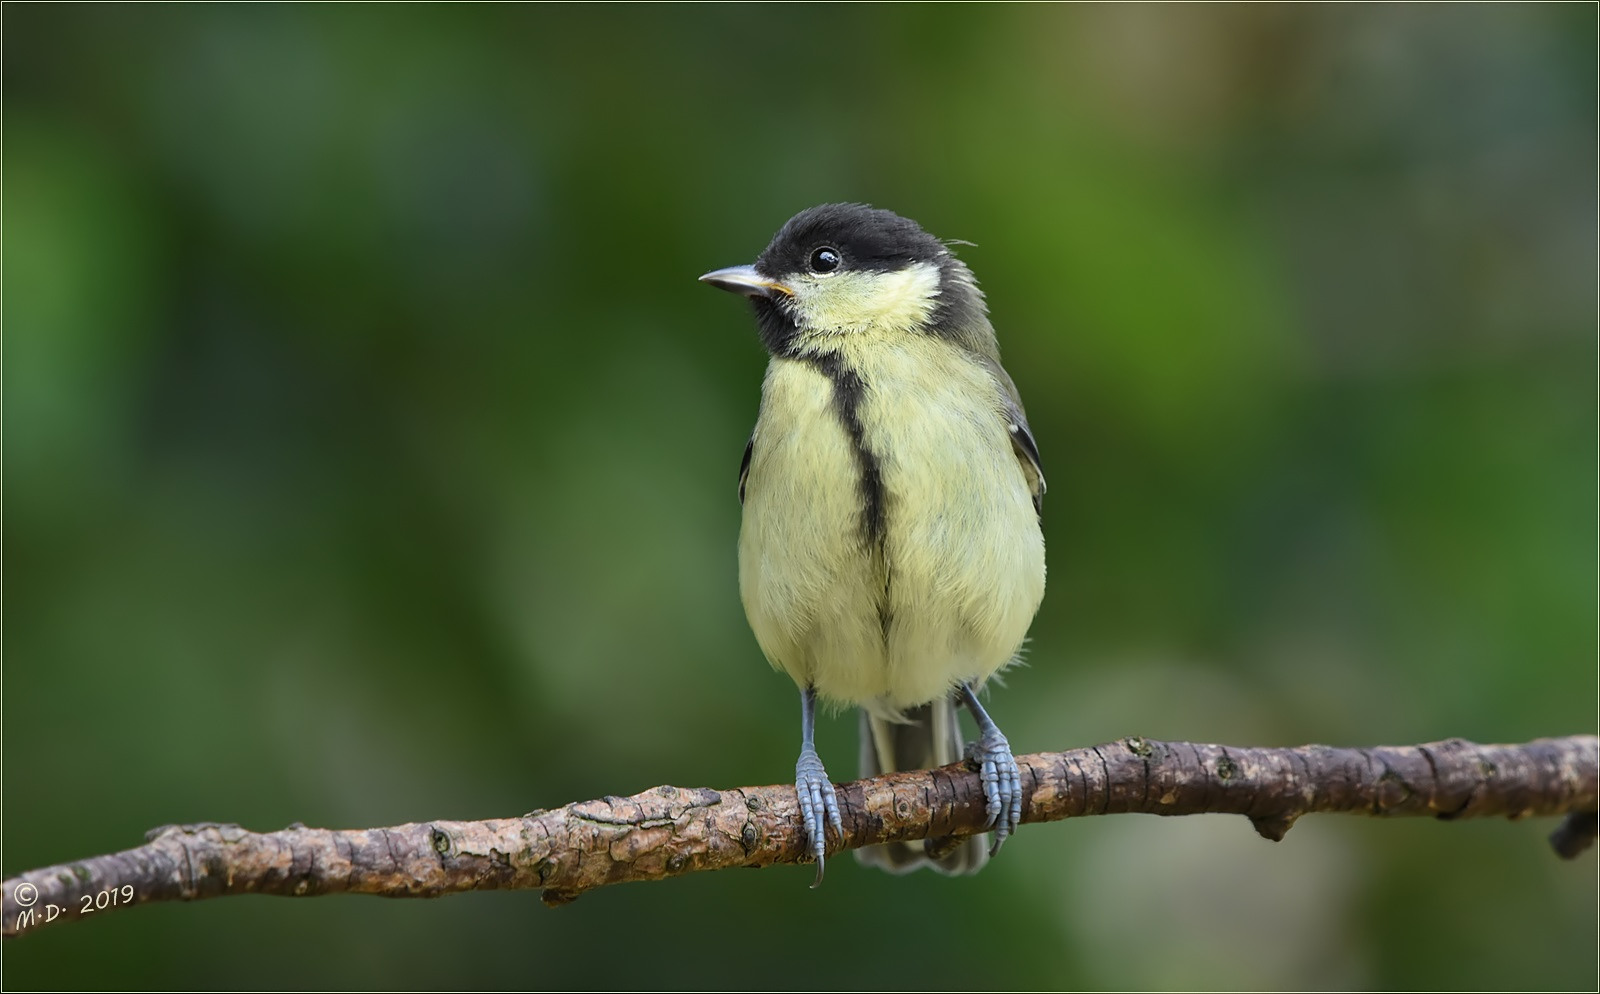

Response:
(13, 882), (38, 907)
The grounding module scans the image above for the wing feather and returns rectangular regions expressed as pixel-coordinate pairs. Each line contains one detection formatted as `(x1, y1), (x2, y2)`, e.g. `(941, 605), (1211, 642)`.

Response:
(975, 353), (1045, 516)
(738, 434), (754, 505)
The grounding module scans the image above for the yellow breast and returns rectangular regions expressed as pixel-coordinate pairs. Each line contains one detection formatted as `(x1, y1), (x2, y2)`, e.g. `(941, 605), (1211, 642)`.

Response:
(739, 334), (1045, 715)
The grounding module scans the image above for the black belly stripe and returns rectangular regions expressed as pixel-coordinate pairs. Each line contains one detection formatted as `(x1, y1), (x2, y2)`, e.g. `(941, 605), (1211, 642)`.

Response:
(798, 350), (887, 547)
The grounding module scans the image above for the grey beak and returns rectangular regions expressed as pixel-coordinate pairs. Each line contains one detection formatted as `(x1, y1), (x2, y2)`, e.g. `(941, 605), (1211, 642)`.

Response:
(699, 265), (793, 299)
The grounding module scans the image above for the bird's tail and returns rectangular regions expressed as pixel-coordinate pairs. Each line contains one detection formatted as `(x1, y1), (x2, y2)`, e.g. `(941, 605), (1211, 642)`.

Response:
(855, 697), (988, 875)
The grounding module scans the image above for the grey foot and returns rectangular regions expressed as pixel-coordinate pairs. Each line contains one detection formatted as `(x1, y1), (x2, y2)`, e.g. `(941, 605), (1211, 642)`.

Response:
(795, 746), (843, 887)
(967, 726), (1022, 855)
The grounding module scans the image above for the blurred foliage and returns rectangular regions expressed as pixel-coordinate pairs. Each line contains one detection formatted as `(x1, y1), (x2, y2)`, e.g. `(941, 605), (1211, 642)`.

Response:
(4, 4), (1595, 990)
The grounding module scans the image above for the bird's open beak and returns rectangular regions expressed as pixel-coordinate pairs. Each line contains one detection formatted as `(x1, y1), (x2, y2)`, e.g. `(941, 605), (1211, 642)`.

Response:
(699, 265), (793, 299)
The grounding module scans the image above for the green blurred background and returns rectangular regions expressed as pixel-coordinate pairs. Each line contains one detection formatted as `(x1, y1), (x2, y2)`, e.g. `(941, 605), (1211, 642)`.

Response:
(4, 4), (1595, 989)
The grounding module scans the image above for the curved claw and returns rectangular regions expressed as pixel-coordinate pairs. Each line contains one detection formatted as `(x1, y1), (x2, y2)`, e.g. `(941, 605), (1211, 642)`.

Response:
(972, 727), (1022, 856)
(795, 746), (841, 887)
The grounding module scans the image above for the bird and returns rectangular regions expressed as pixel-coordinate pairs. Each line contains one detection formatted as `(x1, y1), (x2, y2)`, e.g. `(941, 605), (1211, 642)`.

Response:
(699, 203), (1046, 884)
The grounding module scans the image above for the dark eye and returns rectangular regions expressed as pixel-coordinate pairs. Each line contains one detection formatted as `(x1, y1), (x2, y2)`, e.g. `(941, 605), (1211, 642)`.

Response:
(809, 247), (842, 274)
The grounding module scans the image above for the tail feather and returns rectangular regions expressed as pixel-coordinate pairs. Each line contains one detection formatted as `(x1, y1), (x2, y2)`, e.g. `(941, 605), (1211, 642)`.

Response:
(854, 699), (988, 875)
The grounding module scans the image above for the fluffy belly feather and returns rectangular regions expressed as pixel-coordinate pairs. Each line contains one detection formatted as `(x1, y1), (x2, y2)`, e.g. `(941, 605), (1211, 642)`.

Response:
(738, 337), (1046, 717)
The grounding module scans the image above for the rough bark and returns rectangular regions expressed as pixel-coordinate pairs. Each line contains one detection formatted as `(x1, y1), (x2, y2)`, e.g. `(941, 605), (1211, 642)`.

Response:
(4, 734), (1594, 938)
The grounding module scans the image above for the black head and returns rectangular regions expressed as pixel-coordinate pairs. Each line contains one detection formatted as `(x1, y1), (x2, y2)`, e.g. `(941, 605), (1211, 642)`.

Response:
(754, 203), (949, 281)
(701, 203), (991, 357)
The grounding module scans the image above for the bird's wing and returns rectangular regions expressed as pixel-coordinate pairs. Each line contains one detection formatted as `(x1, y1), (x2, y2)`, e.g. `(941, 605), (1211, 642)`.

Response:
(977, 353), (1046, 516)
(738, 433), (754, 505)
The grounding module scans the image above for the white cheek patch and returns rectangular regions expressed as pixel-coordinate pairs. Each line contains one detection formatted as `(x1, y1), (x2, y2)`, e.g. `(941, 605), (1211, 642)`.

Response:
(794, 261), (943, 336)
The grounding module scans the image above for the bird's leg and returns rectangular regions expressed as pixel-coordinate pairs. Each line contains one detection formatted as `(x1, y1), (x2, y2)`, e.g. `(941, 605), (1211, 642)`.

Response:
(959, 682), (1022, 855)
(794, 685), (842, 887)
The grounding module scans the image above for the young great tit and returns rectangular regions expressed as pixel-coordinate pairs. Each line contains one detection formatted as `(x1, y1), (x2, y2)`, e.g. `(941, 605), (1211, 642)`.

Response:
(701, 203), (1046, 884)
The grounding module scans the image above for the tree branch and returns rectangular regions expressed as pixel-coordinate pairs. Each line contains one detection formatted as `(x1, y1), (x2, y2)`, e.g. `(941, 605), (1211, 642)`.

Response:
(5, 734), (1594, 938)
